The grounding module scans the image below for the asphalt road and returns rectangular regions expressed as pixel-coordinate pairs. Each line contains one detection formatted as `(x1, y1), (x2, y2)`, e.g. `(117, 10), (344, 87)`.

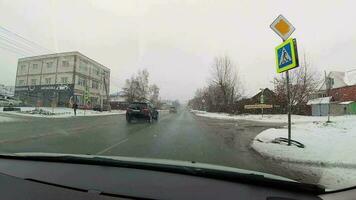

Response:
(0, 109), (321, 184)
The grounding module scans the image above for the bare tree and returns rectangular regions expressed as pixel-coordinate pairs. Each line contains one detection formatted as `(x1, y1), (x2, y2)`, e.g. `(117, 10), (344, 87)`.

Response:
(123, 69), (160, 104)
(273, 53), (321, 114)
(149, 84), (160, 106)
(209, 55), (242, 112)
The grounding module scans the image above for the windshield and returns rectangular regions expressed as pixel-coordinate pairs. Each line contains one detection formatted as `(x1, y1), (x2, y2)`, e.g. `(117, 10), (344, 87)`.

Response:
(0, 0), (355, 191)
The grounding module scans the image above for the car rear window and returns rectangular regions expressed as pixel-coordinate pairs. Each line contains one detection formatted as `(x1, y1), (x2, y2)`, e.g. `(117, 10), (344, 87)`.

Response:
(129, 103), (147, 109)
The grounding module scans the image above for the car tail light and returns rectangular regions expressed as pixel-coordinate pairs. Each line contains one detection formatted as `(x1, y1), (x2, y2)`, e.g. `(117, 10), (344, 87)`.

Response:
(143, 108), (149, 113)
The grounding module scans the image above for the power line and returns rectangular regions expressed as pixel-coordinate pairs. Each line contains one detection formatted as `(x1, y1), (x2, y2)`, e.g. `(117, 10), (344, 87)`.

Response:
(0, 33), (45, 54)
(0, 41), (33, 56)
(0, 35), (40, 55)
(0, 25), (54, 53)
(0, 43), (27, 56)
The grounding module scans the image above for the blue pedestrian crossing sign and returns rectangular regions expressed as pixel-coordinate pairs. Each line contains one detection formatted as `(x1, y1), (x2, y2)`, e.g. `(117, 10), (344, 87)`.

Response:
(275, 38), (299, 73)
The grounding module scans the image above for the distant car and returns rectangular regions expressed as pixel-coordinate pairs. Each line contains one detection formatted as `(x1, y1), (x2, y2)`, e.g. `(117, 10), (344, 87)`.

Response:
(0, 99), (10, 107)
(5, 96), (22, 106)
(93, 104), (110, 111)
(126, 102), (158, 123)
(169, 106), (177, 113)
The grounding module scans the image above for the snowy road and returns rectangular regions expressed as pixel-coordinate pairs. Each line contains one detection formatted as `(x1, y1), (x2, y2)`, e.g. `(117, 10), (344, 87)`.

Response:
(0, 109), (321, 186)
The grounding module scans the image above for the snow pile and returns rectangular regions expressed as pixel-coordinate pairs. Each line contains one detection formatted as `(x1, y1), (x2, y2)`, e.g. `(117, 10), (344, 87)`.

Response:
(1, 107), (125, 118)
(191, 110), (332, 124)
(252, 116), (356, 189)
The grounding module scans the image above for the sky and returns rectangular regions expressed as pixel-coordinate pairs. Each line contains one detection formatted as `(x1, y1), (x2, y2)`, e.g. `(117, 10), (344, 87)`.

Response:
(0, 0), (356, 102)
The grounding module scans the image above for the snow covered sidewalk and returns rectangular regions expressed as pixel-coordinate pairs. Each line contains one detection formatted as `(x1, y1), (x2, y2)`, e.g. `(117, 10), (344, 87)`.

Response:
(1, 107), (126, 118)
(252, 116), (356, 165)
(251, 115), (356, 189)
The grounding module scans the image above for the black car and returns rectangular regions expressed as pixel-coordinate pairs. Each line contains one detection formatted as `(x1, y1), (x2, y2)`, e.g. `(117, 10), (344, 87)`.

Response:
(126, 102), (159, 123)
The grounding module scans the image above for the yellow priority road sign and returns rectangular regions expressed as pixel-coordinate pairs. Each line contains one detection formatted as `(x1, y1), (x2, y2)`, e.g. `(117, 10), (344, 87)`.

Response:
(275, 38), (299, 73)
(270, 15), (295, 41)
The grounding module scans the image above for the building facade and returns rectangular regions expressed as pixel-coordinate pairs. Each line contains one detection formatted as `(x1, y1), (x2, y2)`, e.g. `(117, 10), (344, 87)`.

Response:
(14, 52), (110, 107)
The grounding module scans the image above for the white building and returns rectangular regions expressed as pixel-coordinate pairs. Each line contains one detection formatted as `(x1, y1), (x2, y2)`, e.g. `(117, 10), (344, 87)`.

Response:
(14, 51), (110, 107)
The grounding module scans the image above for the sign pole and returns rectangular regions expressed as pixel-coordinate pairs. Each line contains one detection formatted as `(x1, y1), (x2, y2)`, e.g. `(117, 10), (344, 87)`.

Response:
(286, 69), (292, 146)
(282, 37), (292, 146)
(270, 14), (298, 146)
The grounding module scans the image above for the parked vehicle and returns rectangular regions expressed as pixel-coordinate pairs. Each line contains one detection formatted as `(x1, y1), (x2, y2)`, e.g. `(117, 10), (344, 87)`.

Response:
(0, 99), (10, 107)
(93, 104), (110, 111)
(126, 102), (158, 123)
(0, 96), (22, 106)
(169, 106), (177, 113)
(5, 96), (22, 106)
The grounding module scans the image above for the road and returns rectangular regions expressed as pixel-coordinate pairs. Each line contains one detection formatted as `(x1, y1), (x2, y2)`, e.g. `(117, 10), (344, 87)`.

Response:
(0, 109), (320, 184)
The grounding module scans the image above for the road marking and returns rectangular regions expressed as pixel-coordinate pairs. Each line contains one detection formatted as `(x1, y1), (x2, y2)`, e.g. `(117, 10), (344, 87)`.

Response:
(96, 138), (129, 155)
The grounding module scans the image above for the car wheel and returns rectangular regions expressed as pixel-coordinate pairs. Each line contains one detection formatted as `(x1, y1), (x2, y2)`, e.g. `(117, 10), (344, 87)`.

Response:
(148, 115), (153, 123)
(126, 115), (132, 123)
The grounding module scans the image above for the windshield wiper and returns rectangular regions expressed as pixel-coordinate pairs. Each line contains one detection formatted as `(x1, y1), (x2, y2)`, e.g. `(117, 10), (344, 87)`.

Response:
(0, 153), (325, 194)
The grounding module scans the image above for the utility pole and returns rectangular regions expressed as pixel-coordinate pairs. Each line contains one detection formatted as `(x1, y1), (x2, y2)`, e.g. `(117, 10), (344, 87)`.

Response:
(325, 71), (331, 122)
(102, 71), (111, 111)
(260, 88), (265, 117)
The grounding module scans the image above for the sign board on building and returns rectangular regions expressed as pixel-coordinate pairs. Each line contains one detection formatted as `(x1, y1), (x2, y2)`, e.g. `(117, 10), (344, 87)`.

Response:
(275, 38), (299, 73)
(244, 104), (273, 109)
(270, 15), (295, 41)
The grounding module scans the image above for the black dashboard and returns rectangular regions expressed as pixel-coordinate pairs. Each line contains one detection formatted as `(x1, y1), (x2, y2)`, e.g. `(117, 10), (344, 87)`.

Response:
(0, 157), (322, 200)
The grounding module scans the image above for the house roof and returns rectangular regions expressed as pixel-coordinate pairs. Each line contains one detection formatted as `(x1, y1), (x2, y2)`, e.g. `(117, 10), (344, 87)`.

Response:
(339, 101), (354, 105)
(344, 69), (356, 86)
(319, 70), (356, 90)
(307, 96), (332, 105)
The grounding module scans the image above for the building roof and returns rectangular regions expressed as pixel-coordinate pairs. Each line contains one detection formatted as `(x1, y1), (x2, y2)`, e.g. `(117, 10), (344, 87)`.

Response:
(344, 69), (356, 86)
(18, 51), (110, 71)
(319, 70), (356, 90)
(307, 96), (332, 105)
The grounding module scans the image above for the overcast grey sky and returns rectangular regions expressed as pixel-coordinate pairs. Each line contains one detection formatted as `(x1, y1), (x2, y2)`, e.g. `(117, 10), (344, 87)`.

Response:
(1, 0), (355, 101)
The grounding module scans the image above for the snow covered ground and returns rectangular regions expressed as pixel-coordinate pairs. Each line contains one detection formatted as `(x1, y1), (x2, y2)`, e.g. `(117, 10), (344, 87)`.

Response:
(252, 116), (356, 189)
(0, 107), (126, 118)
(191, 109), (332, 123)
(191, 110), (356, 189)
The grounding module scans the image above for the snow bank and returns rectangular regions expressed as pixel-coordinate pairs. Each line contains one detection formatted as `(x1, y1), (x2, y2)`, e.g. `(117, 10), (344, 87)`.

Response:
(251, 116), (356, 189)
(191, 110), (334, 124)
(1, 107), (125, 118)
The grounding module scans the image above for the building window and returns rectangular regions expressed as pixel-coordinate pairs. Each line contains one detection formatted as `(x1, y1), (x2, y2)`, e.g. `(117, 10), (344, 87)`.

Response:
(32, 64), (38, 70)
(94, 68), (100, 76)
(46, 62), (53, 68)
(18, 80), (25, 85)
(61, 77), (68, 84)
(31, 79), (37, 85)
(20, 65), (26, 72)
(45, 78), (51, 84)
(92, 81), (99, 89)
(77, 77), (86, 86)
(80, 60), (88, 71)
(62, 60), (69, 67)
